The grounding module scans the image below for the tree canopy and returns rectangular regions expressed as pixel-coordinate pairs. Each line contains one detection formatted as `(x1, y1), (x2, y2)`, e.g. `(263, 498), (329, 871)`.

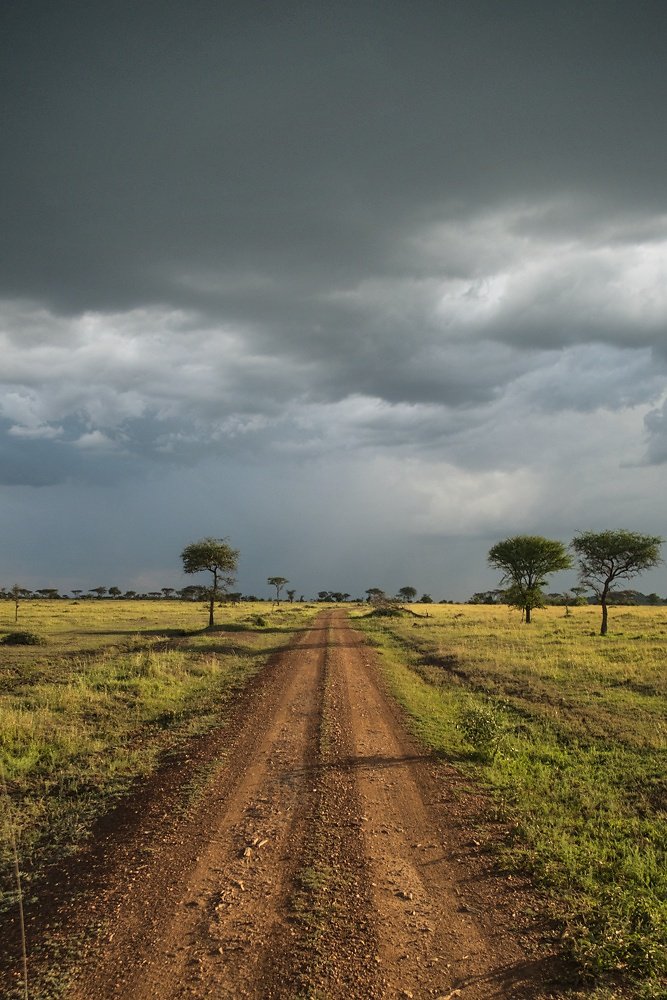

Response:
(181, 537), (239, 627)
(488, 535), (572, 623)
(397, 586), (417, 602)
(571, 530), (663, 634)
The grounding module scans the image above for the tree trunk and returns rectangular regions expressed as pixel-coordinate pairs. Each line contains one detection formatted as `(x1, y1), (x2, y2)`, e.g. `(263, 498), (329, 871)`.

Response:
(209, 569), (217, 628)
(600, 583), (609, 636)
(525, 605), (531, 624)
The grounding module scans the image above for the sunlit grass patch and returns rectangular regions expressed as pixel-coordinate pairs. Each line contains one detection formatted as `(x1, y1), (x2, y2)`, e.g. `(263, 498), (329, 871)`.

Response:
(0, 600), (318, 912)
(355, 604), (667, 998)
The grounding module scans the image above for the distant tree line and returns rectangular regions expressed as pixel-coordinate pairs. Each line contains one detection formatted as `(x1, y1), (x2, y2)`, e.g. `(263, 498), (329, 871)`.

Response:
(3, 529), (663, 637)
(0, 585), (246, 602)
(469, 588), (667, 607)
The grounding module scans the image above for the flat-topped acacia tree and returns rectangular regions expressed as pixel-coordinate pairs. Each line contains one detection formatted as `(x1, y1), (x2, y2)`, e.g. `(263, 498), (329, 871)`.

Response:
(571, 530), (663, 635)
(488, 535), (572, 623)
(181, 537), (239, 627)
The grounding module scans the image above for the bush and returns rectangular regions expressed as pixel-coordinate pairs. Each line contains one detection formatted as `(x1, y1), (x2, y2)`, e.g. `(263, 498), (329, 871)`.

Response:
(458, 702), (505, 759)
(1, 631), (47, 646)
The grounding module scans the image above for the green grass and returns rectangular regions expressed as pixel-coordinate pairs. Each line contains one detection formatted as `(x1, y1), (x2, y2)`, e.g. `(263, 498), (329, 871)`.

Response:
(1, 599), (317, 912)
(354, 603), (667, 999)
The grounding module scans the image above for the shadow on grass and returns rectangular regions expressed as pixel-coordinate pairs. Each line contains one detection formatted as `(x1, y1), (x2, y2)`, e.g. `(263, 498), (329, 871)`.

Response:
(66, 627), (196, 638)
(64, 624), (302, 641)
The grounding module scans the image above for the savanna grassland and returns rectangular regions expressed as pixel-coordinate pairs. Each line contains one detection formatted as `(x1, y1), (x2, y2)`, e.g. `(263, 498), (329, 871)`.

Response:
(355, 602), (667, 999)
(0, 599), (317, 915)
(2, 597), (666, 1000)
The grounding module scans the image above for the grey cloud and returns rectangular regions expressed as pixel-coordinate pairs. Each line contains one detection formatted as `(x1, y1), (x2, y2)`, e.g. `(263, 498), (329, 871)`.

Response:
(645, 399), (667, 464)
(516, 346), (662, 415)
(3, 1), (667, 317)
(1, 292), (663, 483)
(0, 431), (72, 487)
(0, 417), (138, 487)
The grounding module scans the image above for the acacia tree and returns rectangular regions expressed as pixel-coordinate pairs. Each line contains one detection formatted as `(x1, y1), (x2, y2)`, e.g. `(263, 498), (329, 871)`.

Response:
(571, 530), (663, 635)
(397, 586), (417, 603)
(181, 537), (239, 627)
(9, 583), (23, 623)
(267, 576), (288, 603)
(488, 535), (572, 623)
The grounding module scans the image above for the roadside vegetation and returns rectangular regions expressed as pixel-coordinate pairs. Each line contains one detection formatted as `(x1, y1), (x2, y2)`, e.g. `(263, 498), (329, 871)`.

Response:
(355, 602), (667, 999)
(0, 599), (317, 914)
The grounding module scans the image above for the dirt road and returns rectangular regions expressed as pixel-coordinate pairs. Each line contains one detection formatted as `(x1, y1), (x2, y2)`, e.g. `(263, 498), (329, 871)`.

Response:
(12, 611), (562, 999)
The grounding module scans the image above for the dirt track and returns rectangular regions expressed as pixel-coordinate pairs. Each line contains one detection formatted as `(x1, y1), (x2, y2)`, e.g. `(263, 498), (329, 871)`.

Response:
(10, 611), (563, 999)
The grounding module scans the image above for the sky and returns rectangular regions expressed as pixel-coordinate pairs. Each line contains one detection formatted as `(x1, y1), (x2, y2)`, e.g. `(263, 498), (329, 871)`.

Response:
(1, 0), (667, 600)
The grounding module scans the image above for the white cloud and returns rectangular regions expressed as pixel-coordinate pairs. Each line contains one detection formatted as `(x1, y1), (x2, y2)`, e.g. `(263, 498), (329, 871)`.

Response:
(410, 204), (667, 347)
(74, 430), (119, 451)
(8, 423), (63, 439)
(645, 394), (667, 464)
(390, 458), (543, 536)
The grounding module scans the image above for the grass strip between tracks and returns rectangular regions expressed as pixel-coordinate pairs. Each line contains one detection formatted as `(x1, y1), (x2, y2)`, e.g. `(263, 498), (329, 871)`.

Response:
(287, 628), (377, 999)
(353, 604), (667, 1000)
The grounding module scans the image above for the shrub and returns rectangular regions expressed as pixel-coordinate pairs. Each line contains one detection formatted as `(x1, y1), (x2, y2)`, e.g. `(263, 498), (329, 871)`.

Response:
(458, 701), (505, 759)
(1, 631), (47, 646)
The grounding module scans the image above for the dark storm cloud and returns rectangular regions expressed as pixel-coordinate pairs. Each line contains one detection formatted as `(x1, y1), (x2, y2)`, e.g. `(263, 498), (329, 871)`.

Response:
(1, 1), (667, 592)
(3, 0), (667, 314)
